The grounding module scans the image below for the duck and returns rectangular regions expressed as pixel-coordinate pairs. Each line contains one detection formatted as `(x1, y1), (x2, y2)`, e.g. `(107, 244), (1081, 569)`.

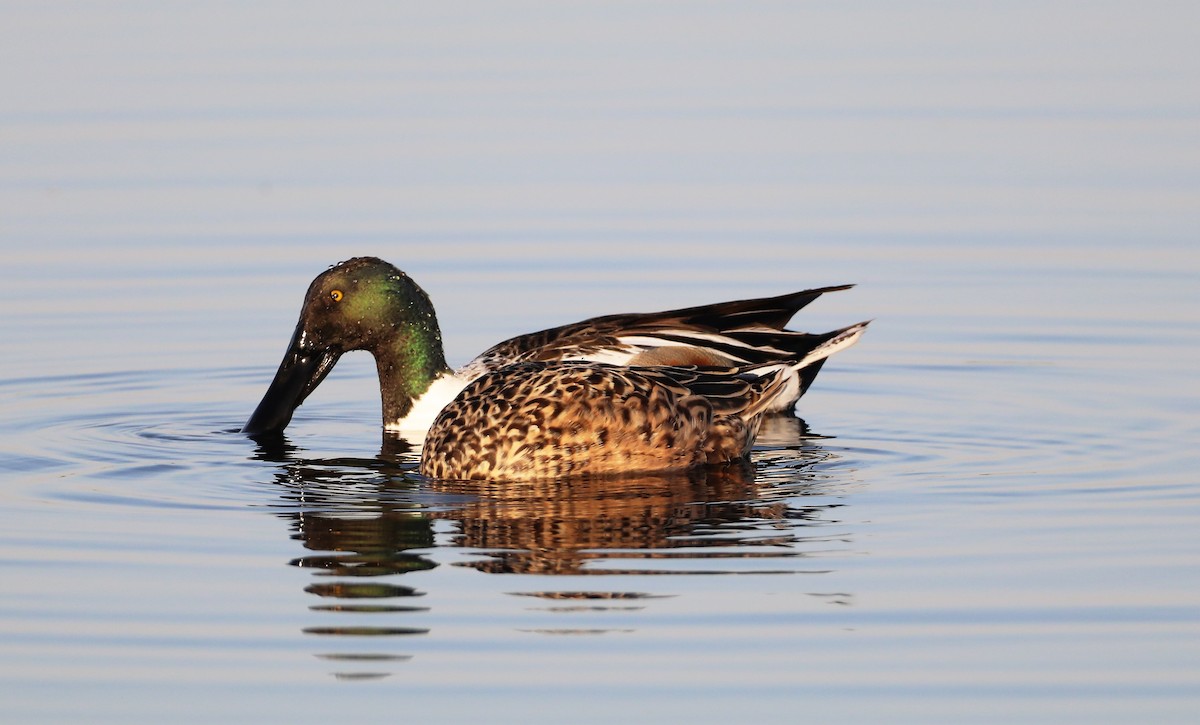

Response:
(243, 257), (867, 478)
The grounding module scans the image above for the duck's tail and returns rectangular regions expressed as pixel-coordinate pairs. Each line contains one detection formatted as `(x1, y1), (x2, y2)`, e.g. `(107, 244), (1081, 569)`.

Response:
(631, 319), (870, 410)
(789, 319), (870, 400)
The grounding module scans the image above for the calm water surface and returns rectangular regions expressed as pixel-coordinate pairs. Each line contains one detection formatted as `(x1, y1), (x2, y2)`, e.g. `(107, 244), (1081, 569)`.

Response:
(2, 3), (1199, 723)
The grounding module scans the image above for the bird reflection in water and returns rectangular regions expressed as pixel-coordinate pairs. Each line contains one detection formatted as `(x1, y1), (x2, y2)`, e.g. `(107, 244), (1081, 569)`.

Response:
(252, 415), (847, 678)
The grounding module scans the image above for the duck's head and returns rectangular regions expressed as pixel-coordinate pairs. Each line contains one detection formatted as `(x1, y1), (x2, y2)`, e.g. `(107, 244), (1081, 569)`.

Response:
(242, 257), (448, 437)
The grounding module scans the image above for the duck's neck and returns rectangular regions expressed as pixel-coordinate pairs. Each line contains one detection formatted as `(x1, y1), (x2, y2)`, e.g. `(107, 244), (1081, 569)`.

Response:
(373, 323), (453, 427)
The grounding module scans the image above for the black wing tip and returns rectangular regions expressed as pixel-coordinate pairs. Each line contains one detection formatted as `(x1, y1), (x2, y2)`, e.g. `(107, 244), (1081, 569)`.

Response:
(776, 283), (855, 303)
(807, 283), (855, 293)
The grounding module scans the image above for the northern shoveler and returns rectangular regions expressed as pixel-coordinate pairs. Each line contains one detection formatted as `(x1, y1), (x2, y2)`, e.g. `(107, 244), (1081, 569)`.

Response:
(243, 256), (867, 479)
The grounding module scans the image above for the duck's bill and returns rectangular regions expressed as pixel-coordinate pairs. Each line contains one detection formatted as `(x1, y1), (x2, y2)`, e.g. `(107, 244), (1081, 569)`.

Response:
(243, 329), (341, 437)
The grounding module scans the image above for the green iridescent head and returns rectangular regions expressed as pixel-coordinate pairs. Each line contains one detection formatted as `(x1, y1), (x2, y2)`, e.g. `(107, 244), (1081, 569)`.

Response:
(243, 257), (449, 437)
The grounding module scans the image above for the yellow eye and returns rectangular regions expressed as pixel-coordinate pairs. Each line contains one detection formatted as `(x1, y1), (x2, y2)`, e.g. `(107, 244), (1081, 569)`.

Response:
(330, 289), (343, 302)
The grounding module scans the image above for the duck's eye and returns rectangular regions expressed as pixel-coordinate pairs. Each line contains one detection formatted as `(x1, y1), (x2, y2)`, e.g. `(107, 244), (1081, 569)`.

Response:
(330, 289), (343, 302)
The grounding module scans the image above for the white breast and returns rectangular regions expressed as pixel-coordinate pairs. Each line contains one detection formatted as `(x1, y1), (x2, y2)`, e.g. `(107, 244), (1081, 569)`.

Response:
(385, 373), (470, 441)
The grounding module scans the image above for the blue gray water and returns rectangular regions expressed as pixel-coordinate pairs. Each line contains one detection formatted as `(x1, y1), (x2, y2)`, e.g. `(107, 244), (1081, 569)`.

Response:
(2, 3), (1198, 723)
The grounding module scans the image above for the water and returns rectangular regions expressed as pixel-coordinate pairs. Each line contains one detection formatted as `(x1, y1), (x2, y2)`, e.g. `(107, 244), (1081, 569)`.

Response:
(2, 2), (1199, 723)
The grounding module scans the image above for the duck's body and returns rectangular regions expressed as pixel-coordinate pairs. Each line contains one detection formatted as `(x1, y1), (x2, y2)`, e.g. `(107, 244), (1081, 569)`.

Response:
(420, 361), (791, 481)
(243, 257), (867, 479)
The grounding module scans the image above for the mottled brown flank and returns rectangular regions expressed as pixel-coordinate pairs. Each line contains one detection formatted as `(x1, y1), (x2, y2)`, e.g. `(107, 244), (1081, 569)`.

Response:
(420, 362), (787, 481)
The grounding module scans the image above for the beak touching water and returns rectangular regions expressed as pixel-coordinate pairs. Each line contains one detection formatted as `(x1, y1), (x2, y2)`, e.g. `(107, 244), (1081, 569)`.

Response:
(242, 321), (341, 437)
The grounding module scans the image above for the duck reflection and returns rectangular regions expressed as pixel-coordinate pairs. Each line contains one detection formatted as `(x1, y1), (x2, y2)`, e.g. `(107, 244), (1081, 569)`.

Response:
(253, 415), (845, 677)
(448, 461), (765, 575)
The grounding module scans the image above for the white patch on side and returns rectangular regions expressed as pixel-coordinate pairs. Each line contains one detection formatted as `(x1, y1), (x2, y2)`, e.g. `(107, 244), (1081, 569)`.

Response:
(776, 369), (801, 409)
(745, 362), (801, 412)
(385, 373), (470, 441)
